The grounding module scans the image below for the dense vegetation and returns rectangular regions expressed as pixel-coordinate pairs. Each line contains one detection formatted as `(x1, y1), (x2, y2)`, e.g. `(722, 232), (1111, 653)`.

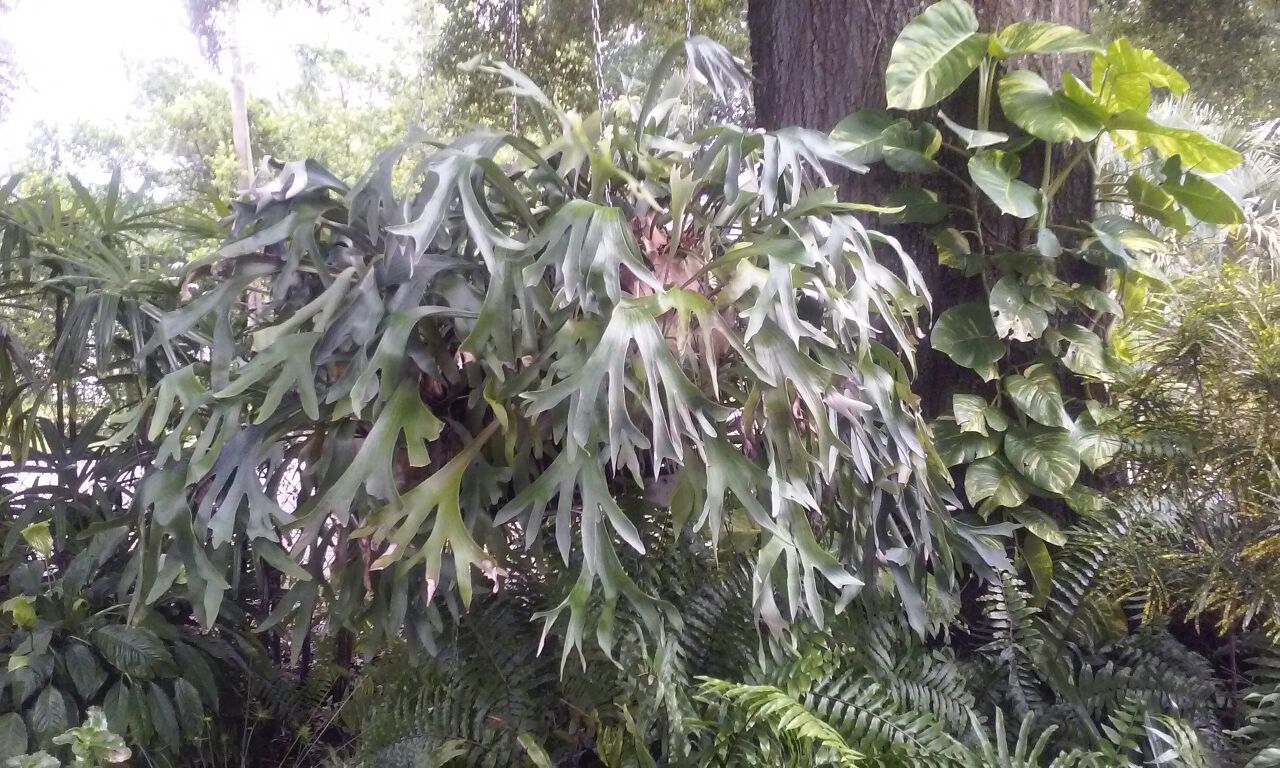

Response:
(0, 1), (1277, 766)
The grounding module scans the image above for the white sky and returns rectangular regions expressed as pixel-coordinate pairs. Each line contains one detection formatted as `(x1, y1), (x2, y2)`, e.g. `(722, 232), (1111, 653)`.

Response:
(0, 0), (412, 175)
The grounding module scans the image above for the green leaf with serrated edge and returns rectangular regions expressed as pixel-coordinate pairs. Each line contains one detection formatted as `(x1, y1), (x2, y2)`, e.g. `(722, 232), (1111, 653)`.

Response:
(1013, 507), (1067, 546)
(938, 111), (1008, 148)
(969, 150), (1040, 218)
(935, 421), (1001, 466)
(1073, 422), (1122, 471)
(92, 625), (174, 680)
(1004, 425), (1080, 494)
(1005, 365), (1070, 428)
(933, 303), (1005, 370)
(885, 0), (987, 110)
(998, 70), (1102, 142)
(1092, 39), (1188, 113)
(1164, 172), (1244, 225)
(989, 276), (1049, 342)
(966, 455), (1030, 513)
(990, 21), (1102, 57)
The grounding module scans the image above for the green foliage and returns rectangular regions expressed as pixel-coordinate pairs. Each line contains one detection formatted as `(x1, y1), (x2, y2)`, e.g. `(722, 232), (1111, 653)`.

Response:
(1, 2), (1276, 766)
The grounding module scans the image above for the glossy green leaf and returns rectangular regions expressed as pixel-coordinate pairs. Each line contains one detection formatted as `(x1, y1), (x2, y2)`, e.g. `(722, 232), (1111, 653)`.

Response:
(1005, 365), (1070, 429)
(998, 70), (1102, 143)
(1108, 111), (1242, 173)
(953, 393), (1006, 435)
(966, 455), (1030, 512)
(938, 111), (1008, 148)
(933, 227), (983, 275)
(883, 186), (949, 225)
(936, 420), (1001, 466)
(31, 686), (69, 742)
(1072, 422), (1122, 471)
(92, 625), (174, 680)
(969, 150), (1040, 218)
(1164, 172), (1244, 225)
(1051, 325), (1112, 379)
(64, 642), (108, 700)
(1004, 425), (1080, 494)
(1091, 39), (1188, 113)
(990, 21), (1102, 57)
(989, 276), (1049, 342)
(932, 303), (1005, 372)
(885, 0), (987, 110)
(1125, 175), (1188, 230)
(1013, 507), (1067, 546)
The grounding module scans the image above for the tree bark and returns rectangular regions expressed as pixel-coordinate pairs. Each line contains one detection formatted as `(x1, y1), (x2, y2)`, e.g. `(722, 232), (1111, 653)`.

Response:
(748, 0), (1093, 417)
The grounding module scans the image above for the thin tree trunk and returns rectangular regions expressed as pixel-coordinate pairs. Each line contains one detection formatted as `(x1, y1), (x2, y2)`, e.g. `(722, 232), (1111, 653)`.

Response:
(748, 0), (1093, 417)
(227, 5), (254, 192)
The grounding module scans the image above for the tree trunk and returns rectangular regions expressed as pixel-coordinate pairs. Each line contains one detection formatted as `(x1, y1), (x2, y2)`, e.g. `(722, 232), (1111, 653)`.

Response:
(747, 0), (1093, 417)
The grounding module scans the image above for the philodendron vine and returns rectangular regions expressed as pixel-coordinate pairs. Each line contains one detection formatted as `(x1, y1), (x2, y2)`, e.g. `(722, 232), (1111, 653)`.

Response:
(850, 0), (1243, 597)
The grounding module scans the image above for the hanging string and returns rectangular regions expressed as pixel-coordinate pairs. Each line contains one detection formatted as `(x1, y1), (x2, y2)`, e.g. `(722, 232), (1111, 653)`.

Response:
(589, 0), (606, 113)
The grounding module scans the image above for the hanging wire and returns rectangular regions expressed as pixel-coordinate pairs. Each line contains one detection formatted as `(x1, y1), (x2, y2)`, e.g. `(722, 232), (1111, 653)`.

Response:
(589, 0), (606, 113)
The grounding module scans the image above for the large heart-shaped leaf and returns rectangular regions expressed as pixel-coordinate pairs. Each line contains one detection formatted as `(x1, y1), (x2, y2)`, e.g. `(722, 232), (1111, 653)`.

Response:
(1004, 425), (1080, 494)
(990, 21), (1102, 58)
(952, 393), (1008, 435)
(885, 0), (987, 110)
(1092, 39), (1188, 113)
(966, 455), (1030, 512)
(989, 276), (1049, 342)
(1005, 365), (1070, 428)
(932, 303), (1005, 374)
(1072, 422), (1122, 471)
(998, 70), (1102, 143)
(969, 150), (1040, 218)
(936, 420), (1001, 466)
